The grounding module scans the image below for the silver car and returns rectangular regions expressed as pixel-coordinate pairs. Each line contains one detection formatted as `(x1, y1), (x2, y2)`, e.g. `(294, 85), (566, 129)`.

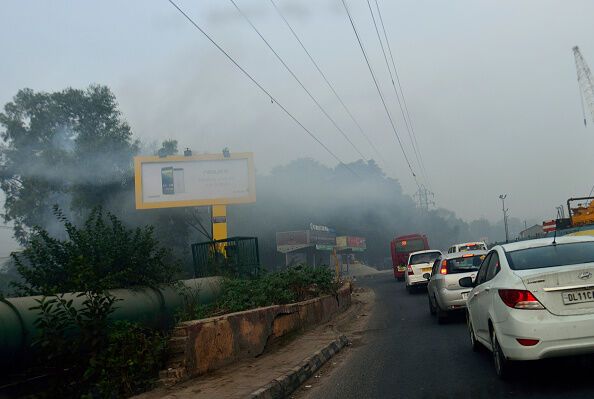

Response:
(426, 250), (487, 323)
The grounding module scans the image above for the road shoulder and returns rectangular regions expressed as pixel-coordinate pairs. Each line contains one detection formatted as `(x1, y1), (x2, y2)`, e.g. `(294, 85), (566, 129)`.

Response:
(134, 286), (375, 399)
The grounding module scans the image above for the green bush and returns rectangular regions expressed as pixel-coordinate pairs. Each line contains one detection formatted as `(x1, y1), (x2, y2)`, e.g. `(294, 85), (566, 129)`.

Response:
(13, 206), (180, 296)
(13, 208), (177, 397)
(179, 265), (339, 320)
(86, 321), (168, 398)
(30, 294), (166, 398)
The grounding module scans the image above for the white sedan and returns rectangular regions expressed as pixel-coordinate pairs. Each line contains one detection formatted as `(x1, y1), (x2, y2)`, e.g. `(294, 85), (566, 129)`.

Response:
(462, 235), (594, 378)
(405, 250), (441, 293)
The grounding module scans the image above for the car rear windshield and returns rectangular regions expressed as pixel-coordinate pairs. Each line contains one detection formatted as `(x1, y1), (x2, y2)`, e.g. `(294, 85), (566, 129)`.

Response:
(458, 243), (486, 252)
(446, 254), (485, 273)
(506, 242), (594, 270)
(395, 238), (426, 253)
(410, 252), (440, 265)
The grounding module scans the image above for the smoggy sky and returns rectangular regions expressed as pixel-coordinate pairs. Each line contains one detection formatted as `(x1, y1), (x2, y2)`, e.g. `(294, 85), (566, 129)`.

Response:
(2, 0), (594, 230)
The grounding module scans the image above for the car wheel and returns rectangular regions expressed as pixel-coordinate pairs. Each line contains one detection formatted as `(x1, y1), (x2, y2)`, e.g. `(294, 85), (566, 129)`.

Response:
(428, 294), (436, 315)
(490, 329), (510, 379)
(467, 312), (480, 352)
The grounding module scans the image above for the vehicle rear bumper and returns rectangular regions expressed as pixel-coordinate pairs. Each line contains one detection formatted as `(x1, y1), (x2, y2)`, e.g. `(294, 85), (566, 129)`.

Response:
(495, 310), (594, 360)
(437, 288), (470, 311)
(407, 275), (428, 286)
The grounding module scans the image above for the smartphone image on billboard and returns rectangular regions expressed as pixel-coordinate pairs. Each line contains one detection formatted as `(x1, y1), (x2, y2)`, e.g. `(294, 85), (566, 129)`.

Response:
(161, 167), (175, 195)
(173, 168), (185, 194)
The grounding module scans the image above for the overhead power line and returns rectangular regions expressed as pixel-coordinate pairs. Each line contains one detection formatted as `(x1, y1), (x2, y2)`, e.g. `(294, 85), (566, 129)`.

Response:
(166, 0), (356, 174)
(269, 0), (386, 165)
(229, 0), (367, 161)
(373, 0), (431, 189)
(365, 0), (425, 184)
(340, 0), (418, 184)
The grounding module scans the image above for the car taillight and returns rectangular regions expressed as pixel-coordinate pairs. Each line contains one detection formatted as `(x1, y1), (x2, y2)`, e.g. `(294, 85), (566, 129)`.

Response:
(516, 338), (539, 346)
(440, 260), (448, 275)
(498, 289), (544, 310)
(407, 264), (414, 275)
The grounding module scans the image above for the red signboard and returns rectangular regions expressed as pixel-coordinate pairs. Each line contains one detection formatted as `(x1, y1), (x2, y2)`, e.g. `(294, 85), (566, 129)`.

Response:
(347, 236), (366, 249)
(543, 220), (556, 233)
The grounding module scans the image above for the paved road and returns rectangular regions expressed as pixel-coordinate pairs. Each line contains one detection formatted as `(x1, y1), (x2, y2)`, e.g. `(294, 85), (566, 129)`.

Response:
(303, 273), (594, 399)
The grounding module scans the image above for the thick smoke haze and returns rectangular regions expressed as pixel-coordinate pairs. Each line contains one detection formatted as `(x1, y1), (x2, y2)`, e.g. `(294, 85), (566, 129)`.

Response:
(1, 0), (594, 258)
(228, 158), (532, 268)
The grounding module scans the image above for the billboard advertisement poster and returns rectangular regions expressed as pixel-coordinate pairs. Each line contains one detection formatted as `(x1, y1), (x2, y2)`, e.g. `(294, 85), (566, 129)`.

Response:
(336, 236), (348, 248)
(347, 236), (366, 249)
(134, 153), (256, 209)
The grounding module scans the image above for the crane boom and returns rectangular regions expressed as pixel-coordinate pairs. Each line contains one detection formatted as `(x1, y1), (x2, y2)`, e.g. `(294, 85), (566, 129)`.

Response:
(573, 46), (594, 126)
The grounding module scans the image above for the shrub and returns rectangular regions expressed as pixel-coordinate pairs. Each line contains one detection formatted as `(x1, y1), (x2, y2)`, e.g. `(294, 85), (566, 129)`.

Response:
(31, 293), (166, 398)
(191, 265), (339, 317)
(13, 207), (176, 397)
(13, 206), (180, 296)
(86, 321), (168, 398)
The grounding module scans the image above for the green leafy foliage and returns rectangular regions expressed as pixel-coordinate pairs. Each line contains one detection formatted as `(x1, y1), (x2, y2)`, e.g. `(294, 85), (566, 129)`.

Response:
(0, 85), (139, 245)
(178, 265), (338, 321)
(10, 208), (177, 397)
(85, 321), (168, 398)
(12, 206), (179, 296)
(175, 285), (212, 322)
(30, 293), (165, 398)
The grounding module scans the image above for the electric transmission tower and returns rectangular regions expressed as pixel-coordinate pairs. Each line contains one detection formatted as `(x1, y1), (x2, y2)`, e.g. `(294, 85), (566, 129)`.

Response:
(414, 185), (435, 211)
(573, 46), (594, 126)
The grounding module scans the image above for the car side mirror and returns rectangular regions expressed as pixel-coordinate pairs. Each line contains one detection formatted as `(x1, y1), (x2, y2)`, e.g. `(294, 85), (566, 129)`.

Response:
(423, 273), (431, 281)
(459, 276), (475, 288)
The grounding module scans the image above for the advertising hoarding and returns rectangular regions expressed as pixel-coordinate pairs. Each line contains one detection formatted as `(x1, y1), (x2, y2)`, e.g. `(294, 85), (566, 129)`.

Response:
(347, 236), (366, 249)
(134, 153), (256, 209)
(336, 236), (347, 248)
(276, 226), (337, 253)
(336, 236), (366, 252)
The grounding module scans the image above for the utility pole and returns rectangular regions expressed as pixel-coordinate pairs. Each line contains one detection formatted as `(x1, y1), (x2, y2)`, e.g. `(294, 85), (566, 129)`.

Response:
(499, 194), (509, 243)
(414, 185), (435, 212)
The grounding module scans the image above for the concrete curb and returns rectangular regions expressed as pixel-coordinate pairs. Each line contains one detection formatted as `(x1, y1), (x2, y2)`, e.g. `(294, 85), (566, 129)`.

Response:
(245, 335), (350, 399)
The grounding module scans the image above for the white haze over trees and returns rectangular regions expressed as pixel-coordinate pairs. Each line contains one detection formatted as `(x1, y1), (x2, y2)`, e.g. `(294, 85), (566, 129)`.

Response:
(2, 0), (590, 265)
(0, 85), (529, 275)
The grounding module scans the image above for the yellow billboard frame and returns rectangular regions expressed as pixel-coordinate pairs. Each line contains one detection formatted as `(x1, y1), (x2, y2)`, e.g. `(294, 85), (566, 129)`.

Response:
(134, 152), (256, 210)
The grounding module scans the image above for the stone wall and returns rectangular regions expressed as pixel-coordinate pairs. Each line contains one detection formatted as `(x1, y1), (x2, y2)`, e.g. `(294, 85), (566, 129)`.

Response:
(159, 284), (352, 386)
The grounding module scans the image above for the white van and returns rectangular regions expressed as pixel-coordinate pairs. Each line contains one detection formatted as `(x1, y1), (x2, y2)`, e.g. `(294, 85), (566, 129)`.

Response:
(447, 241), (487, 254)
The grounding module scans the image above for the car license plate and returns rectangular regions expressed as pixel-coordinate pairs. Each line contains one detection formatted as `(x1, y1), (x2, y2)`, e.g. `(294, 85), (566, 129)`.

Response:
(422, 267), (432, 273)
(562, 289), (594, 305)
(461, 292), (469, 300)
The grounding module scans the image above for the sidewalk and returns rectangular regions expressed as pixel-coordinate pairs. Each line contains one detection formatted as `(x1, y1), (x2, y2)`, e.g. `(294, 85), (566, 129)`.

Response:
(135, 288), (374, 399)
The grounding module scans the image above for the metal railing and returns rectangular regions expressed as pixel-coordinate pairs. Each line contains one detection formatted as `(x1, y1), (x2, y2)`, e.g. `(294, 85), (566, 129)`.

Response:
(191, 236), (260, 278)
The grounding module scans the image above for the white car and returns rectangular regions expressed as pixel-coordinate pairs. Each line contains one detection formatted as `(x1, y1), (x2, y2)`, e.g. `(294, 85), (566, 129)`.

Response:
(405, 250), (441, 293)
(462, 236), (594, 378)
(447, 241), (488, 253)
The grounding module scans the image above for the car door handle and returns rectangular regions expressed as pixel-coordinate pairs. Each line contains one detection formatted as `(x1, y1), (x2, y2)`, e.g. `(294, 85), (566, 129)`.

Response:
(484, 287), (491, 292)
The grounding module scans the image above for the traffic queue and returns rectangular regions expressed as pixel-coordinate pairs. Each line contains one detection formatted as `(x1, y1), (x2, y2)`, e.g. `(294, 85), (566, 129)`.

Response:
(391, 234), (594, 379)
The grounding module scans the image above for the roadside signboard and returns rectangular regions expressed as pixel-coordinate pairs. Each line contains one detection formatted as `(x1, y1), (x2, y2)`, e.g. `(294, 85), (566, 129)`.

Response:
(543, 220), (557, 233)
(276, 231), (310, 253)
(276, 225), (337, 253)
(134, 153), (256, 209)
(336, 236), (366, 252)
(336, 236), (347, 248)
(347, 236), (366, 249)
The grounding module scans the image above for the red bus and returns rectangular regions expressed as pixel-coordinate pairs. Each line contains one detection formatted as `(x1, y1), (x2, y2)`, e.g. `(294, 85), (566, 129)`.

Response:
(390, 234), (430, 281)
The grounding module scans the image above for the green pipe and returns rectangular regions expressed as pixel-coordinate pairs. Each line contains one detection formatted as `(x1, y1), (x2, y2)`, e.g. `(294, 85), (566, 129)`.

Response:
(0, 277), (221, 370)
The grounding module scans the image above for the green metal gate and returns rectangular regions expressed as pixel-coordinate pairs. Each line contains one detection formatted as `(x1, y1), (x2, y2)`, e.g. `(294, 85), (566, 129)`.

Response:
(191, 236), (260, 278)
